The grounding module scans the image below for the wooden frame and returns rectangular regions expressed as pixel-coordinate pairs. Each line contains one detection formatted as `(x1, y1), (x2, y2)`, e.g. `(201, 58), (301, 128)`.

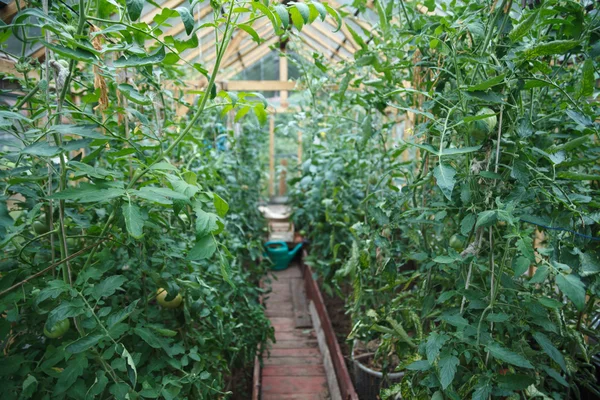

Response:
(219, 37), (278, 80)
(221, 80), (295, 91)
(300, 26), (352, 61)
(310, 21), (356, 54)
(1, 0), (26, 24)
(302, 258), (359, 400)
(268, 115), (275, 196)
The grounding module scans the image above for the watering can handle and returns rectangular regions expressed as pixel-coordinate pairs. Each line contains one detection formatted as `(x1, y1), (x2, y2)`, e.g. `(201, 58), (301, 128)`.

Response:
(264, 240), (288, 248)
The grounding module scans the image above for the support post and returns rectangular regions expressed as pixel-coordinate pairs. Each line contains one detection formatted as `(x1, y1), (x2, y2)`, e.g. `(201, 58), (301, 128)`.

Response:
(279, 52), (288, 108)
(297, 130), (302, 172)
(279, 159), (288, 196)
(269, 115), (275, 197)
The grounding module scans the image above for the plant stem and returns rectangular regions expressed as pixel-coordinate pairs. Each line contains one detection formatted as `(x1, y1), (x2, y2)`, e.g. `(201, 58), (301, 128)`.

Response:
(80, 2), (239, 271)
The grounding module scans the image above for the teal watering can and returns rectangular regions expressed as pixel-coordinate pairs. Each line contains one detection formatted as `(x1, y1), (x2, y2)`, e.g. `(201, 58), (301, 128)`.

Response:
(264, 240), (303, 271)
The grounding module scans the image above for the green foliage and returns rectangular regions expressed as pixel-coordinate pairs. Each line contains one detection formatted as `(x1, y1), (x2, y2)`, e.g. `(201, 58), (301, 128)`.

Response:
(290, 0), (600, 398)
(0, 0), (328, 397)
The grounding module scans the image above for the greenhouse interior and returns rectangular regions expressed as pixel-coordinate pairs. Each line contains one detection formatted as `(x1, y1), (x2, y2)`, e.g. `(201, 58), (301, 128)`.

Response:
(1, 0), (600, 399)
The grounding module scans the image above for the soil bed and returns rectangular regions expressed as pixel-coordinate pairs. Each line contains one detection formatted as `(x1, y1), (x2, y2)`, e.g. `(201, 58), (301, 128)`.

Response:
(318, 280), (353, 373)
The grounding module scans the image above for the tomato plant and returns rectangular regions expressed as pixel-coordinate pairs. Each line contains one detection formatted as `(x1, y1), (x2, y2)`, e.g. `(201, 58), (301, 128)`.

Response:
(0, 0), (337, 398)
(290, 0), (600, 399)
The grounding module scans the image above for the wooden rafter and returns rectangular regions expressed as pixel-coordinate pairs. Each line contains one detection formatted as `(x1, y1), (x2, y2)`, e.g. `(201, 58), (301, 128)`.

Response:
(300, 26), (351, 61)
(220, 31), (246, 66)
(219, 34), (277, 72)
(297, 36), (333, 61)
(184, 31), (219, 63)
(198, 21), (273, 67)
(298, 35), (346, 63)
(325, 17), (362, 51)
(221, 39), (276, 79)
(326, 0), (375, 41)
(174, 79), (297, 91)
(219, 39), (276, 81)
(221, 80), (296, 91)
(0, 57), (39, 79)
(221, 19), (270, 65)
(1, 0), (26, 24)
(310, 21), (356, 54)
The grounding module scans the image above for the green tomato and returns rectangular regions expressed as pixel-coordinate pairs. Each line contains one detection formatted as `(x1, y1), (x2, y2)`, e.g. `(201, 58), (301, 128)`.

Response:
(156, 288), (183, 309)
(33, 221), (50, 235)
(469, 107), (497, 141)
(44, 319), (70, 339)
(449, 234), (465, 252)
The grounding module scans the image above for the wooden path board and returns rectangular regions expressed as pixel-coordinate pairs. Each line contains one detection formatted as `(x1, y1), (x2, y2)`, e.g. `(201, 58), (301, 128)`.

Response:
(291, 277), (312, 328)
(261, 263), (331, 399)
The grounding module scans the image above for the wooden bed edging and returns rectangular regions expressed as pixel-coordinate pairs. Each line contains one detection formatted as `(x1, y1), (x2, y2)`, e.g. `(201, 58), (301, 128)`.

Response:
(252, 279), (265, 400)
(251, 355), (260, 400)
(301, 261), (359, 400)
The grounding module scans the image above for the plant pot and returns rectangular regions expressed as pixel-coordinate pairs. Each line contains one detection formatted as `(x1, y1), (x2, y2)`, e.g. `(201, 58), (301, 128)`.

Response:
(352, 341), (404, 400)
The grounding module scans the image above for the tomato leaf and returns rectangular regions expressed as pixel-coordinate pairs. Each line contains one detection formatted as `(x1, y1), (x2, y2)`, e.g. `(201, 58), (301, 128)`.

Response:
(176, 7), (195, 35)
(439, 355), (459, 389)
(187, 235), (217, 260)
(92, 275), (128, 300)
(195, 208), (219, 237)
(122, 203), (144, 239)
(114, 46), (166, 68)
(53, 354), (88, 396)
(556, 273), (586, 311)
(126, 0), (144, 20)
(486, 342), (534, 369)
(533, 332), (566, 372)
(66, 334), (105, 354)
(433, 163), (456, 201)
(273, 5), (289, 29)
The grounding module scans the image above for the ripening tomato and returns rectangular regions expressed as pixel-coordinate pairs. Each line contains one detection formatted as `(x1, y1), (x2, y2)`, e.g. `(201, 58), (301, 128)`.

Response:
(469, 107), (497, 141)
(449, 234), (466, 252)
(44, 319), (70, 339)
(156, 288), (183, 309)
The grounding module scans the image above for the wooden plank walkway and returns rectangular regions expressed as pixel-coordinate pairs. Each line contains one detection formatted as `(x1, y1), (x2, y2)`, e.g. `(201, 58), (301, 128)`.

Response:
(262, 264), (331, 400)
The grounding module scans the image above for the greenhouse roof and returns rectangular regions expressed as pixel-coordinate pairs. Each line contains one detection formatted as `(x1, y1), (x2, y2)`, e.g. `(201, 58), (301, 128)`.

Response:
(0, 0), (375, 83)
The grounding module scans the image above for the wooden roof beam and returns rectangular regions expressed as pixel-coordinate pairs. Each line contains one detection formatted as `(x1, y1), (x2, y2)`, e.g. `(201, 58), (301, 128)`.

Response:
(220, 80), (296, 91)
(219, 39), (276, 80)
(300, 26), (351, 61)
(221, 19), (271, 65)
(222, 36), (277, 72)
(1, 0), (26, 24)
(182, 21), (272, 66)
(217, 32), (277, 70)
(325, 0), (375, 41)
(200, 20), (272, 66)
(309, 21), (355, 54)
(297, 36), (345, 63)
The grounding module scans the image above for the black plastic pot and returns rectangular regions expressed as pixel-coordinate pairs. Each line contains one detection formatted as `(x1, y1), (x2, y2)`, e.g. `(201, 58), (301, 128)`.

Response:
(351, 342), (404, 400)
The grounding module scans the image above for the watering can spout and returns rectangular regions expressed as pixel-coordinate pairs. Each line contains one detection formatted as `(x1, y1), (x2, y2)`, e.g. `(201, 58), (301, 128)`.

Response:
(289, 242), (303, 258)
